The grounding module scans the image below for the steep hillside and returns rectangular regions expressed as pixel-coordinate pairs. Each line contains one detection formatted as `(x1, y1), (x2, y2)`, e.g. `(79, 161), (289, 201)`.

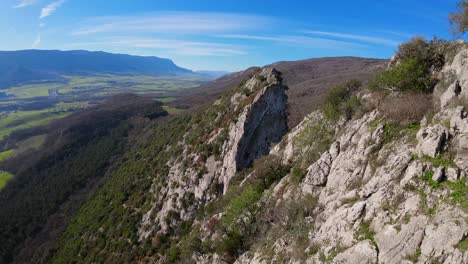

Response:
(172, 57), (386, 127)
(49, 41), (468, 264)
(0, 94), (168, 263)
(0, 50), (192, 88)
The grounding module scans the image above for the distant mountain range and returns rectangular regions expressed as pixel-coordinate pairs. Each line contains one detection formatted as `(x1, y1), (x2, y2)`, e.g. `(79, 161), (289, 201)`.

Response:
(195, 70), (230, 79)
(0, 50), (193, 88)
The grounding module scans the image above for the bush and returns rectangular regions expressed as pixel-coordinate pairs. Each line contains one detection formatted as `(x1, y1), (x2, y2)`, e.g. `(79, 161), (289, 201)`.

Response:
(290, 165), (306, 184)
(216, 230), (245, 257)
(251, 155), (290, 189)
(222, 186), (262, 227)
(371, 37), (448, 93)
(370, 58), (433, 93)
(321, 79), (362, 121)
(378, 93), (433, 125)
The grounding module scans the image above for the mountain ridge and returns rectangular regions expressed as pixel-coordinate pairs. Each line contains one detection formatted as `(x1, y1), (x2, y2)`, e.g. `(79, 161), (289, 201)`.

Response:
(0, 49), (193, 88)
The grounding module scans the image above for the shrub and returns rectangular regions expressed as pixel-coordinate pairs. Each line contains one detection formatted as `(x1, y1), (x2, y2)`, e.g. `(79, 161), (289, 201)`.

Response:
(396, 37), (445, 72)
(290, 165), (307, 184)
(222, 186), (262, 227)
(370, 58), (433, 93)
(378, 93), (433, 126)
(251, 155), (290, 189)
(216, 230), (244, 257)
(371, 37), (450, 93)
(322, 79), (362, 121)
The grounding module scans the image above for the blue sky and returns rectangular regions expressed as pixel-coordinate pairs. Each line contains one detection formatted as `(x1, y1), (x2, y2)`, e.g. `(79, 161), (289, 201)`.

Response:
(0, 0), (463, 71)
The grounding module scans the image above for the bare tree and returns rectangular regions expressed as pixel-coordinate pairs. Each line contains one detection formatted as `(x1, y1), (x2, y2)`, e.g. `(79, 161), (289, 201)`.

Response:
(450, 1), (468, 35)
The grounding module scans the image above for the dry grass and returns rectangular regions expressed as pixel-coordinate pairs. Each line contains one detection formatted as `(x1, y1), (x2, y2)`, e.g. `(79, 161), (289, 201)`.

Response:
(378, 93), (434, 125)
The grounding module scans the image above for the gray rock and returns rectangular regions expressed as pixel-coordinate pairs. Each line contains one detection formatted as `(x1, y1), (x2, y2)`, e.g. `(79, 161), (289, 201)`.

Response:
(432, 167), (446, 183)
(376, 216), (426, 264)
(219, 68), (288, 191)
(446, 167), (460, 182)
(303, 142), (340, 187)
(332, 240), (378, 264)
(416, 125), (448, 158)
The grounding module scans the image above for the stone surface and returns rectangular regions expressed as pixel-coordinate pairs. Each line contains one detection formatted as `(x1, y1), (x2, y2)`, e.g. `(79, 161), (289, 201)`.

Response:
(416, 125), (448, 158)
(219, 68), (288, 191)
(333, 240), (378, 264)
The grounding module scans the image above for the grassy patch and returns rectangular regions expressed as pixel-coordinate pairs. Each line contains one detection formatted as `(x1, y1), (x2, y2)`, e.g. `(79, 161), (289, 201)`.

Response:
(0, 171), (13, 190)
(355, 221), (377, 248)
(456, 236), (468, 251)
(420, 155), (456, 168)
(421, 170), (440, 189)
(445, 180), (468, 210)
(0, 149), (14, 162)
(405, 248), (422, 263)
(290, 165), (306, 184)
(382, 123), (420, 144)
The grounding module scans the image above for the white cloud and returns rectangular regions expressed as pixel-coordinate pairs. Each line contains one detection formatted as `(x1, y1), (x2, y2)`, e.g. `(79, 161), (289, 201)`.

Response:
(40, 0), (66, 19)
(67, 38), (246, 57)
(13, 0), (36, 8)
(71, 12), (272, 35)
(32, 34), (41, 48)
(302, 30), (400, 46)
(217, 34), (368, 49)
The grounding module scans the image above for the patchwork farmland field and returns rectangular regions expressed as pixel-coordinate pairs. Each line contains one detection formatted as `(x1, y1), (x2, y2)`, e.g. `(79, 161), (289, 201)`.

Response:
(0, 73), (211, 188)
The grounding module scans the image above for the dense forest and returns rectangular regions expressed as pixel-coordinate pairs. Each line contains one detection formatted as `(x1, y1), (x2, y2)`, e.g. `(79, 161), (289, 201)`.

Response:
(0, 94), (167, 263)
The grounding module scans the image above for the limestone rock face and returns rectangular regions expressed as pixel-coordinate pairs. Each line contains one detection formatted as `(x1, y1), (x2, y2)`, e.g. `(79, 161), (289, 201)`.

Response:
(439, 48), (468, 108)
(303, 142), (340, 187)
(137, 68), (288, 238)
(219, 68), (288, 191)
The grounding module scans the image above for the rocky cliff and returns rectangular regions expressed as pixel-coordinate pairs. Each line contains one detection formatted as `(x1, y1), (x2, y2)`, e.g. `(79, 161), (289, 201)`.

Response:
(138, 68), (288, 238)
(50, 44), (468, 264)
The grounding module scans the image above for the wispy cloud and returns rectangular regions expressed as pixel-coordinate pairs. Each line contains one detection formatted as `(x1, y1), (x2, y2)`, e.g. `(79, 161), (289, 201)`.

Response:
(13, 0), (36, 8)
(40, 0), (66, 19)
(67, 38), (246, 57)
(218, 34), (368, 50)
(32, 34), (41, 48)
(302, 30), (400, 46)
(378, 30), (414, 39)
(71, 12), (272, 35)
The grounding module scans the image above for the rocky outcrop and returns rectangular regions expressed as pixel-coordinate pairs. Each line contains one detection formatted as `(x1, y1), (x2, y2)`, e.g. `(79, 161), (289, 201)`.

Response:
(138, 68), (288, 238)
(439, 47), (468, 108)
(224, 48), (468, 264)
(219, 68), (288, 191)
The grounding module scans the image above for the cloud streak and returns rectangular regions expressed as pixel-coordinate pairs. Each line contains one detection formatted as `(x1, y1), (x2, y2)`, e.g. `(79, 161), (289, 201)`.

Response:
(40, 0), (66, 19)
(217, 34), (369, 50)
(302, 30), (400, 46)
(13, 0), (36, 8)
(32, 34), (41, 48)
(71, 12), (272, 35)
(67, 38), (246, 57)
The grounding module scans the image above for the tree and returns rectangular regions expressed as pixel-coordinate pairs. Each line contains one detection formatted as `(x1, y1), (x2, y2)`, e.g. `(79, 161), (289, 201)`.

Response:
(450, 1), (468, 35)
